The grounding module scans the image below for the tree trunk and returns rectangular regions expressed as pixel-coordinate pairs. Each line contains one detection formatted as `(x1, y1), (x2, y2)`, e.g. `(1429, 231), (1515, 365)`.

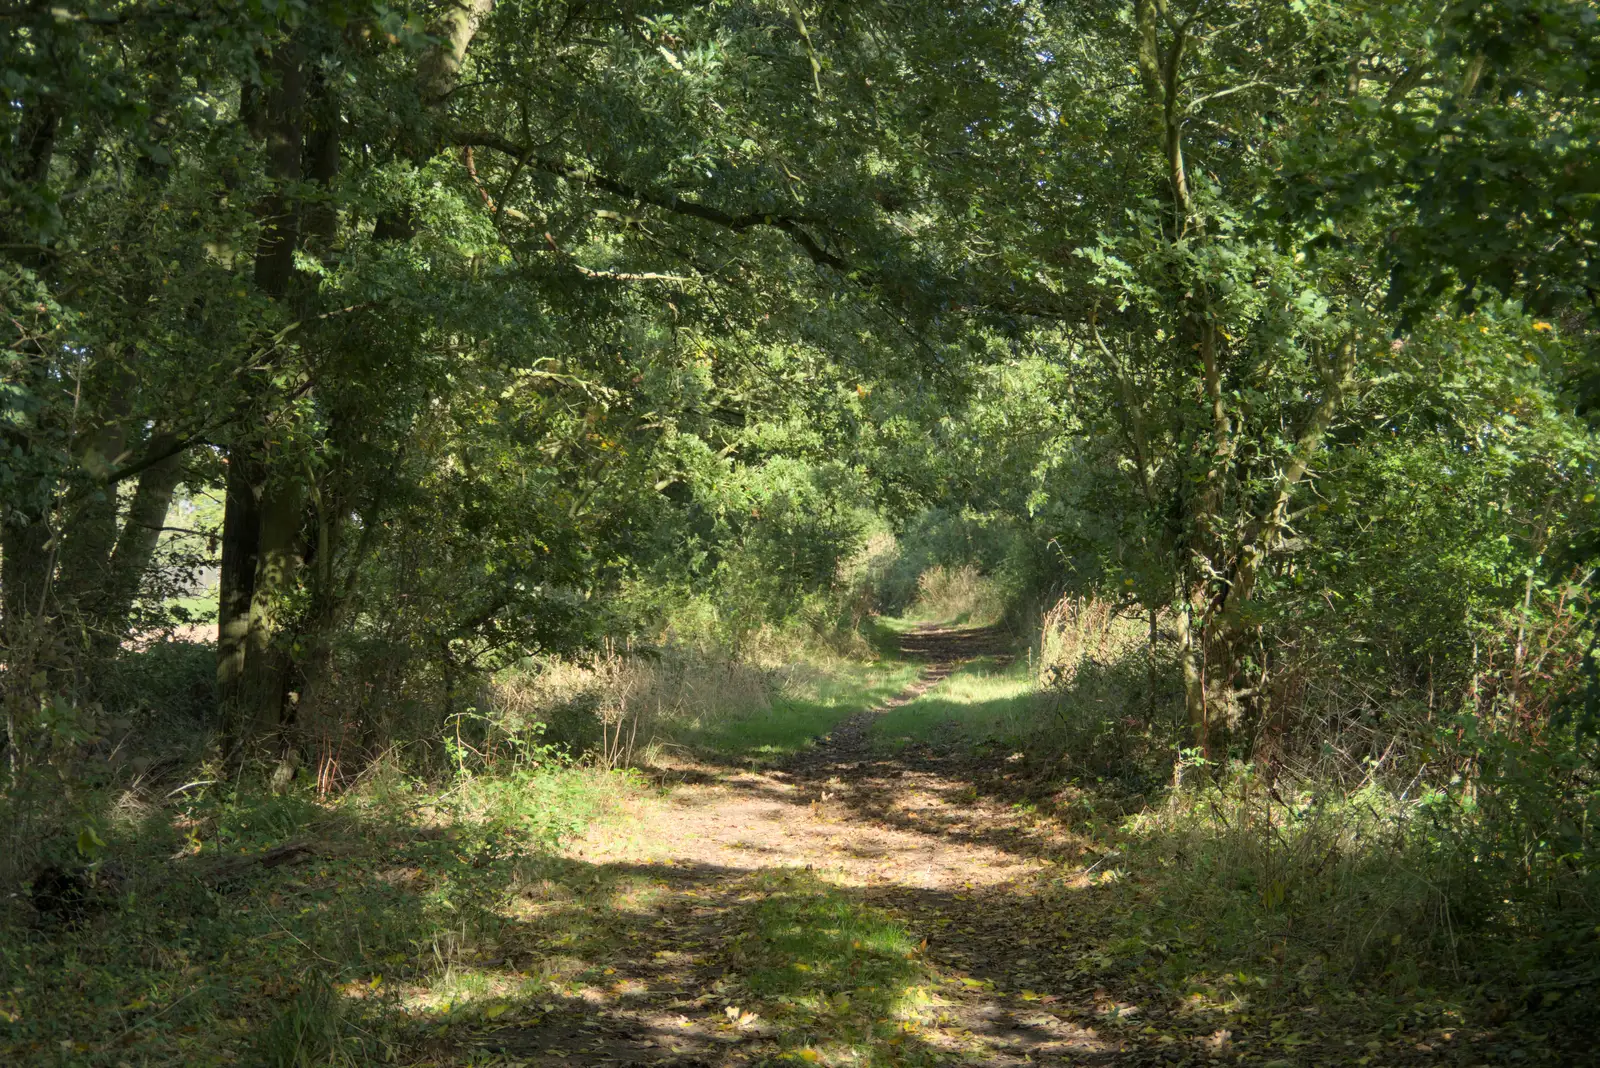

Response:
(1147, 605), (1160, 724)
(373, 0), (497, 242)
(1174, 589), (1213, 761)
(54, 366), (137, 633)
(218, 451), (262, 751)
(1, 517), (57, 779)
(93, 434), (185, 655)
(2, 521), (55, 644)
(419, 0), (498, 103)
(1202, 339), (1360, 756)
(1135, 1), (1226, 757)
(248, 41), (307, 301)
(299, 66), (342, 264)
(221, 37), (308, 761)
(240, 476), (307, 745)
(2, 96), (63, 714)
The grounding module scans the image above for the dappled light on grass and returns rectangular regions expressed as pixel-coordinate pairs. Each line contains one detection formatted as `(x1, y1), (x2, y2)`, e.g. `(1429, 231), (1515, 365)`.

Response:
(0, 653), (1006, 1066)
(734, 869), (936, 1055)
(305, 854), (1009, 1067)
(6, 620), (1580, 1065)
(0, 763), (628, 1067)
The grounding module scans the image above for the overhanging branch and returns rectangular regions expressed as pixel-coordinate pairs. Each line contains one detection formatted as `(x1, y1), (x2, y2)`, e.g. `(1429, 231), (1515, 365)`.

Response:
(456, 132), (1090, 326)
(455, 132), (849, 271)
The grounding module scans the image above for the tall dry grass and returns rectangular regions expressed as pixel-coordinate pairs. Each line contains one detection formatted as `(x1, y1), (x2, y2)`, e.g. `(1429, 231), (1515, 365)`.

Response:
(909, 564), (1006, 625)
(1024, 594), (1179, 793)
(1022, 591), (1597, 1006)
(485, 649), (775, 768)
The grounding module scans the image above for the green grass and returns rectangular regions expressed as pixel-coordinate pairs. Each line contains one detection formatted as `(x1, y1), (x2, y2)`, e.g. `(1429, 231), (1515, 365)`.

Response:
(866, 615), (925, 635)
(686, 660), (922, 764)
(164, 583), (220, 626)
(0, 763), (629, 1067)
(871, 657), (1035, 750)
(858, 615), (910, 658)
(730, 869), (938, 1062)
(166, 593), (217, 623)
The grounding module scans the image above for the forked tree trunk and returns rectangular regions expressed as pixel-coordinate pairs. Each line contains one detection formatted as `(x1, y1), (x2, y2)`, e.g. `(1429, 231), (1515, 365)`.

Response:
(217, 3), (497, 763)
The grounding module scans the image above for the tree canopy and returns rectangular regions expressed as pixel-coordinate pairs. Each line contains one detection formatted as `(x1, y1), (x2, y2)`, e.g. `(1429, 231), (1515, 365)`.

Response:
(2, 0), (1595, 786)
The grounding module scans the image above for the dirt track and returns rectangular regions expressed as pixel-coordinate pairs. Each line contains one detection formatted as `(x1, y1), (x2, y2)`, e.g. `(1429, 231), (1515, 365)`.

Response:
(447, 625), (1147, 1066)
(453, 625), (1493, 1066)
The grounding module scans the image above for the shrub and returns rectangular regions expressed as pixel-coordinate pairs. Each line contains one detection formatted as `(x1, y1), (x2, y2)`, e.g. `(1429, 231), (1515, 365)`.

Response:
(1093, 778), (1449, 1014)
(97, 639), (217, 731)
(1028, 595), (1180, 793)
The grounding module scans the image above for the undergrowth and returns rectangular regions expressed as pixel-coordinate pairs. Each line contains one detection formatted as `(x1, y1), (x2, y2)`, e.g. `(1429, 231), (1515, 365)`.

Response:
(869, 595), (1600, 1052)
(901, 564), (1007, 628)
(0, 759), (631, 1067)
(0, 621), (923, 1066)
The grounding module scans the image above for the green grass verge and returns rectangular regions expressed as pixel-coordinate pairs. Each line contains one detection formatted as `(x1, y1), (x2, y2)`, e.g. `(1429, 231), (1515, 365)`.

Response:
(687, 661), (922, 764)
(870, 657), (1035, 751)
(0, 763), (629, 1067)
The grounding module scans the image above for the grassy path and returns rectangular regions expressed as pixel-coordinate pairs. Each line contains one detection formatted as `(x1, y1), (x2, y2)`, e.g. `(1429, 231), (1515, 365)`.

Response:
(452, 626), (1128, 1067)
(442, 628), (1520, 1067)
(6, 628), (1521, 1066)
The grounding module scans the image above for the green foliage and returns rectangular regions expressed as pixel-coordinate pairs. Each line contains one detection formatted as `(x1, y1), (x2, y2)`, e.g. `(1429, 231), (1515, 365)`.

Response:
(1426, 717), (1600, 990)
(96, 640), (218, 732)
(3, 0), (1599, 1052)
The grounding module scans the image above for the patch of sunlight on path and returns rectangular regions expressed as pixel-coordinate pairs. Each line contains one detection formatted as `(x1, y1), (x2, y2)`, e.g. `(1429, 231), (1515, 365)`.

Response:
(568, 764), (1046, 892)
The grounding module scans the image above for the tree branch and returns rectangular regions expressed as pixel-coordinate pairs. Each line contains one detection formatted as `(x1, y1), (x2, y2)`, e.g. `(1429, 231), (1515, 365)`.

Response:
(457, 134), (1092, 325)
(103, 433), (200, 488)
(568, 264), (697, 284)
(455, 132), (849, 271)
(1217, 337), (1361, 619)
(1186, 79), (1282, 113)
